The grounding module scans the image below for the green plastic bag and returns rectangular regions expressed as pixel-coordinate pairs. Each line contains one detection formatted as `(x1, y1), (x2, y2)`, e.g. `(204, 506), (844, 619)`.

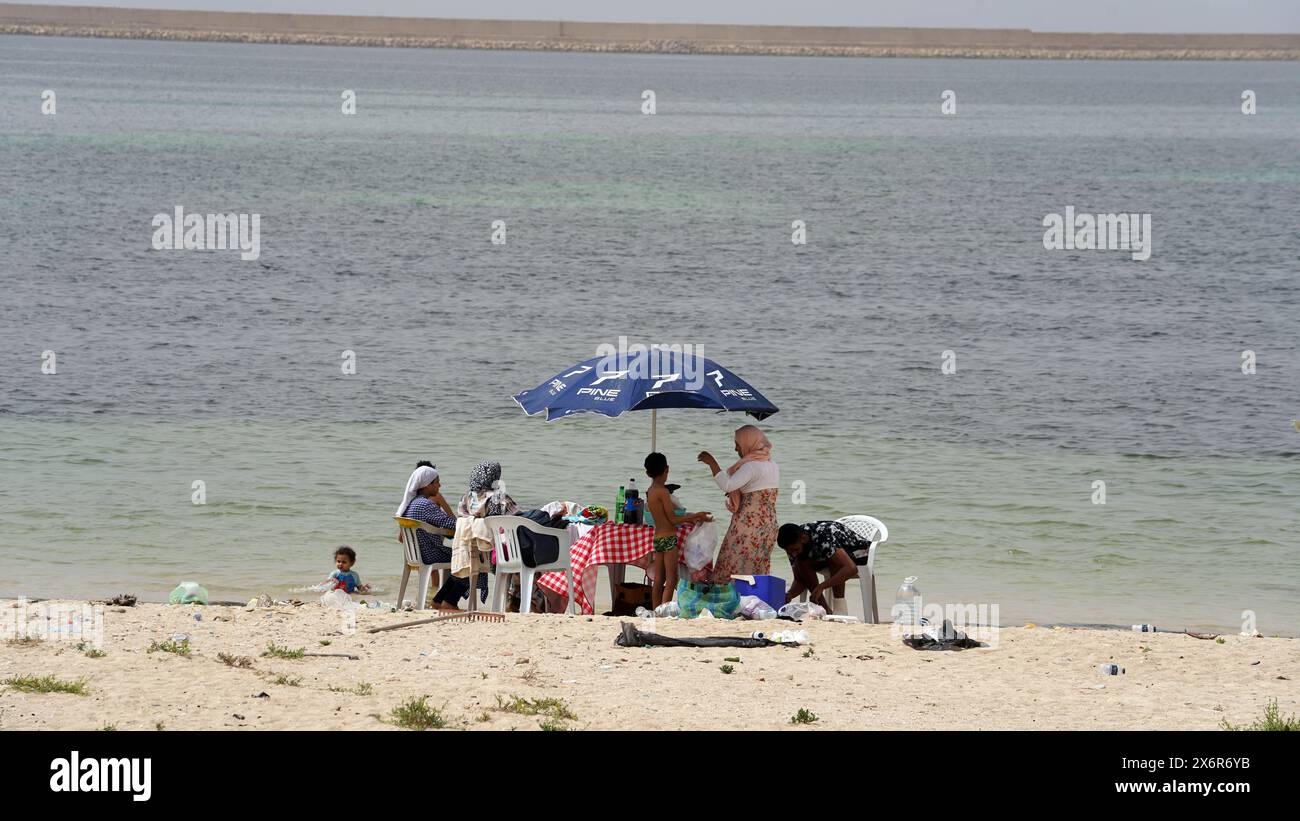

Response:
(169, 581), (209, 605)
(675, 579), (740, 620)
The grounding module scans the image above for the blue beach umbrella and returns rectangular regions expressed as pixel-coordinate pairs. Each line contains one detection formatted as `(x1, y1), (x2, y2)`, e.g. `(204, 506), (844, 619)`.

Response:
(513, 351), (778, 449)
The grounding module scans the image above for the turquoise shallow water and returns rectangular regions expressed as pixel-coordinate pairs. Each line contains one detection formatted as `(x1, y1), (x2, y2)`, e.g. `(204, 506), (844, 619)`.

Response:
(0, 36), (1297, 633)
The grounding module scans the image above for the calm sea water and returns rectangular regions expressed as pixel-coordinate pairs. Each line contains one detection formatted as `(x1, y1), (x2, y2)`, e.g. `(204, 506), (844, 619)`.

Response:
(1, 36), (1297, 633)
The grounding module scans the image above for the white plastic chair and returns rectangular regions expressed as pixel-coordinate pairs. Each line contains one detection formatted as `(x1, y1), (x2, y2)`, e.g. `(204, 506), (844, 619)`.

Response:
(394, 516), (453, 611)
(485, 516), (575, 614)
(800, 515), (889, 623)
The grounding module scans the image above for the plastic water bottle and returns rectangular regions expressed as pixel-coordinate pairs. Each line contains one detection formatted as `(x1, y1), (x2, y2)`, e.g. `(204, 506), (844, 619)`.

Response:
(635, 606), (652, 618)
(615, 485), (625, 524)
(624, 478), (640, 525)
(893, 576), (921, 629)
(1097, 663), (1125, 675)
(1132, 624), (1156, 632)
(654, 601), (679, 618)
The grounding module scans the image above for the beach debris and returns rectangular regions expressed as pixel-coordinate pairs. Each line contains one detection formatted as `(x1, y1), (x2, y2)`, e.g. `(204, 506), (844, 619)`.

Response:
(615, 622), (781, 649)
(1251, 660), (1261, 666)
(855, 654), (874, 661)
(252, 692), (269, 699)
(1024, 623), (1037, 629)
(256, 594), (274, 608)
(1183, 630), (1221, 640)
(302, 652), (361, 660)
(1241, 628), (1263, 638)
(169, 582), (209, 606)
(233, 714), (245, 721)
(1097, 664), (1125, 675)
(903, 620), (983, 651)
(365, 611), (506, 633)
(104, 594), (137, 607)
(320, 589), (359, 611)
(777, 602), (826, 621)
(1131, 624), (1156, 632)
(193, 612), (203, 622)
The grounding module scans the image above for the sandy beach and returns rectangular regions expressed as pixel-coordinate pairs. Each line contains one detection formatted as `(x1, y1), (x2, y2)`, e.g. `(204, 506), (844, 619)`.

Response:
(2, 600), (1295, 731)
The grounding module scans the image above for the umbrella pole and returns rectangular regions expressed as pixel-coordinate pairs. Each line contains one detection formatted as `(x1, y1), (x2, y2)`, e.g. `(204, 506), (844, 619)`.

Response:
(650, 409), (657, 452)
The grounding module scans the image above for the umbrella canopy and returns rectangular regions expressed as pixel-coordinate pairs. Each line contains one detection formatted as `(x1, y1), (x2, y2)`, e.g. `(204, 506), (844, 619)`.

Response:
(513, 352), (778, 426)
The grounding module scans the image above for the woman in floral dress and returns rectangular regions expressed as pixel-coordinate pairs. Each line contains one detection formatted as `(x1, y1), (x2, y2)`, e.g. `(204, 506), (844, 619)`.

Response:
(698, 425), (779, 582)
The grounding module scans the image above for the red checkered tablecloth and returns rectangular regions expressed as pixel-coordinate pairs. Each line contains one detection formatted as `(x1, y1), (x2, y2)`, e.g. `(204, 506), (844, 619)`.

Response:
(537, 521), (697, 615)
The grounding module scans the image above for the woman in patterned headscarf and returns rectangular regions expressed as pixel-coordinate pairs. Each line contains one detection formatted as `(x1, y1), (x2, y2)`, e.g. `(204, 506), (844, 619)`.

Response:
(458, 460), (519, 518)
(457, 460), (521, 609)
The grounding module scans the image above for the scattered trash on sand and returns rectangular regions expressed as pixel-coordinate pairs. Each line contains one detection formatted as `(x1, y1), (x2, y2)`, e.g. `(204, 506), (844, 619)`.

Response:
(168, 582), (208, 606)
(1097, 663), (1125, 675)
(903, 620), (984, 651)
(615, 622), (790, 649)
(1132, 624), (1156, 632)
(104, 594), (137, 607)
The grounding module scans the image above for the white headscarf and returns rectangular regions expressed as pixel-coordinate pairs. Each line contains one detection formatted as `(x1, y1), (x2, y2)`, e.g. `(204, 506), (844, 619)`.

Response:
(396, 465), (439, 517)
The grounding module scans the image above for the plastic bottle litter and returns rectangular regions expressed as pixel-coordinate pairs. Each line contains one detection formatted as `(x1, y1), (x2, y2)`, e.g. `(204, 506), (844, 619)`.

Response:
(1131, 624), (1156, 632)
(169, 581), (209, 606)
(1097, 663), (1125, 675)
(635, 606), (652, 618)
(653, 601), (679, 618)
(892, 576), (920, 628)
(769, 629), (809, 645)
(750, 631), (767, 640)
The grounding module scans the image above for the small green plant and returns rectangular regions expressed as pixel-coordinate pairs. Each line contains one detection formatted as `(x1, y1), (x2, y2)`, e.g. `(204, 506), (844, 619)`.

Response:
(1222, 699), (1300, 732)
(802, 647), (815, 658)
(1215, 637), (1226, 644)
(477, 711), (491, 723)
(148, 638), (191, 657)
(82, 646), (107, 658)
(6, 636), (41, 647)
(2, 674), (89, 695)
(217, 652), (254, 668)
(791, 708), (820, 725)
(539, 718), (570, 731)
(262, 642), (305, 660)
(720, 664), (735, 674)
(101, 724), (117, 731)
(155, 721), (166, 731)
(329, 681), (373, 695)
(495, 695), (577, 721)
(272, 674), (302, 687)
(389, 695), (446, 730)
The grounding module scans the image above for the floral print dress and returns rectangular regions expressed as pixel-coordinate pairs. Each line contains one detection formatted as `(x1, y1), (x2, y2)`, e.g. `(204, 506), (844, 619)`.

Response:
(711, 487), (779, 581)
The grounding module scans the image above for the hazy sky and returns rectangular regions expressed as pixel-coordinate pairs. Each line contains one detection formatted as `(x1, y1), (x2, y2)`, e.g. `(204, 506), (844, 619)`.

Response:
(28, 0), (1300, 34)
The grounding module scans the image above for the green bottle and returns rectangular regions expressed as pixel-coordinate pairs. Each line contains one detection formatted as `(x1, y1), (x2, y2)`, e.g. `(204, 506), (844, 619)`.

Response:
(615, 485), (626, 524)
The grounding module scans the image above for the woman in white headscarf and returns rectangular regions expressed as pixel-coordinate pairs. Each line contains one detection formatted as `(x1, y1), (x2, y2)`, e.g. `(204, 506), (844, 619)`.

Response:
(396, 461), (479, 610)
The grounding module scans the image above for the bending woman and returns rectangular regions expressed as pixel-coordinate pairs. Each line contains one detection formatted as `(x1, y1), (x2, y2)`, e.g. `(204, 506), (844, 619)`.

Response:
(698, 424), (780, 581)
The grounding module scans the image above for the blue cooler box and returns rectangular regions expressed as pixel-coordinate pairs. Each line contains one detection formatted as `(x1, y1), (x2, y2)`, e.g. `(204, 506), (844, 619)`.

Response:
(732, 575), (785, 610)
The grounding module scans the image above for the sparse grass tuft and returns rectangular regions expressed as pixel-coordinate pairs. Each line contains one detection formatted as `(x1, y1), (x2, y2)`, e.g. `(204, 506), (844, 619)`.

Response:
(101, 724), (117, 731)
(272, 674), (302, 687)
(6, 636), (41, 647)
(329, 682), (373, 695)
(803, 647), (815, 658)
(1222, 699), (1300, 732)
(3, 674), (89, 695)
(791, 708), (819, 725)
(389, 695), (446, 730)
(262, 642), (305, 659)
(539, 718), (570, 731)
(495, 695), (578, 721)
(720, 664), (735, 674)
(148, 638), (191, 657)
(217, 652), (254, 668)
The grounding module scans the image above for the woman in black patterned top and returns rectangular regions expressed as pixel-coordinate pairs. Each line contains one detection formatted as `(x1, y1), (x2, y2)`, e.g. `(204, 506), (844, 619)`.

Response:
(776, 521), (872, 608)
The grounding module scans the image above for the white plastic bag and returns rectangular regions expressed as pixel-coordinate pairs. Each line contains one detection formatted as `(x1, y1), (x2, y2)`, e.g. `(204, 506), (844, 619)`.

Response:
(737, 595), (777, 620)
(320, 589), (359, 611)
(776, 601), (826, 621)
(682, 521), (718, 572)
